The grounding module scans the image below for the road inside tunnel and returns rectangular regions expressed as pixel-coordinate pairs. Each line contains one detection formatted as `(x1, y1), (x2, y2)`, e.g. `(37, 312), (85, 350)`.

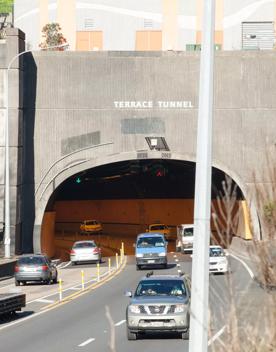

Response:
(41, 159), (244, 260)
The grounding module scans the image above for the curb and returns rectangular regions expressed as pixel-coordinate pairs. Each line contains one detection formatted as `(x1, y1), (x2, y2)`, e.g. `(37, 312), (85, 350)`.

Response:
(230, 239), (276, 292)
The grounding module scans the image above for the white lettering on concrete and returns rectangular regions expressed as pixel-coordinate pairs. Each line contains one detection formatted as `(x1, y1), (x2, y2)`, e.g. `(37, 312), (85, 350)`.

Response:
(114, 101), (193, 109)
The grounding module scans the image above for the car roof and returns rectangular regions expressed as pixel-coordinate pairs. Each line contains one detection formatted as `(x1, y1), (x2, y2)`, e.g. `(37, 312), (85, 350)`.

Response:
(150, 223), (165, 226)
(141, 274), (185, 281)
(210, 245), (223, 249)
(73, 240), (96, 244)
(137, 233), (165, 238)
(20, 253), (46, 257)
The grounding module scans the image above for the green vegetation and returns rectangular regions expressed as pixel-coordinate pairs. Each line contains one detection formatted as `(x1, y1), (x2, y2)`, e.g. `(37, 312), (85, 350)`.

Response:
(39, 23), (67, 50)
(0, 0), (13, 14)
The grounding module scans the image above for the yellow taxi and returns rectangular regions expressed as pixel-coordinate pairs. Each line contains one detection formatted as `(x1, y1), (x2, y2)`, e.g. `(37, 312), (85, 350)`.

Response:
(80, 220), (103, 234)
(147, 223), (175, 241)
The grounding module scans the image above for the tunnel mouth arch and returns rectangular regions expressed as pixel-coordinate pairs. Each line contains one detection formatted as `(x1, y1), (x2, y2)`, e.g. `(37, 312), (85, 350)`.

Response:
(38, 158), (248, 259)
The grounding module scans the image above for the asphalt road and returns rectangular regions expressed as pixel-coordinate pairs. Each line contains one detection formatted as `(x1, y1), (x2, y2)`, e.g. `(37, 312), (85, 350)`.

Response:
(0, 253), (264, 352)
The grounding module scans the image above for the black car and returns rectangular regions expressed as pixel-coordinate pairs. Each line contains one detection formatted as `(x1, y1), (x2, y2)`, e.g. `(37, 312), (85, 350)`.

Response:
(14, 254), (58, 286)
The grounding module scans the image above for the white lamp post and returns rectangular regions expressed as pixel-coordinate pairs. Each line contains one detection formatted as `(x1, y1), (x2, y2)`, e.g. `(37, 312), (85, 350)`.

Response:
(4, 42), (68, 258)
(189, 1), (215, 352)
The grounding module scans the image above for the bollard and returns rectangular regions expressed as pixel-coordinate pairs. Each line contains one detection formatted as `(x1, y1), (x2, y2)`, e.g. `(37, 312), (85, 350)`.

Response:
(121, 242), (125, 260)
(59, 278), (63, 302)
(116, 253), (119, 269)
(108, 258), (111, 274)
(120, 248), (123, 265)
(81, 270), (84, 291)
(97, 262), (100, 282)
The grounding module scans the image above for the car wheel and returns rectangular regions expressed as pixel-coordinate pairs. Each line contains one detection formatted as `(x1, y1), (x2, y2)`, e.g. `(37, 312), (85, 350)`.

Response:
(71, 261), (76, 266)
(22, 281), (26, 286)
(15, 279), (20, 286)
(53, 273), (58, 284)
(181, 329), (189, 340)
(136, 265), (141, 271)
(47, 275), (52, 285)
(163, 263), (168, 269)
(127, 328), (137, 340)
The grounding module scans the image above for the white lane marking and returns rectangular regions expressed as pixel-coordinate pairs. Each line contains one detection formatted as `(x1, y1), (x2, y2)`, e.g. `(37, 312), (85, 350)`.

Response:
(175, 259), (179, 262)
(173, 255), (177, 258)
(25, 268), (115, 304)
(58, 261), (72, 269)
(0, 265), (121, 332)
(0, 307), (48, 332)
(57, 261), (71, 269)
(35, 298), (55, 304)
(0, 283), (14, 291)
(78, 338), (95, 347)
(208, 325), (226, 346)
(230, 253), (254, 279)
(115, 319), (126, 327)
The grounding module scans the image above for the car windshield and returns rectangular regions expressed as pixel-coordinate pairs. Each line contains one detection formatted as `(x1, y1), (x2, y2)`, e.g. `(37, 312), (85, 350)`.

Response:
(209, 247), (225, 257)
(18, 257), (46, 265)
(73, 242), (96, 248)
(135, 280), (186, 297)
(137, 237), (165, 248)
(150, 225), (166, 231)
(85, 221), (97, 225)
(183, 228), (193, 237)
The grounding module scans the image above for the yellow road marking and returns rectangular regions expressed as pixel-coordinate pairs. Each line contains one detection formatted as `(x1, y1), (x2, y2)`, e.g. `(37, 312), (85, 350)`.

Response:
(40, 258), (127, 312)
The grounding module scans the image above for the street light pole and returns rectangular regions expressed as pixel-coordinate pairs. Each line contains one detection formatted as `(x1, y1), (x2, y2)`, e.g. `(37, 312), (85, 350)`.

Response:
(189, 1), (215, 352)
(4, 43), (68, 258)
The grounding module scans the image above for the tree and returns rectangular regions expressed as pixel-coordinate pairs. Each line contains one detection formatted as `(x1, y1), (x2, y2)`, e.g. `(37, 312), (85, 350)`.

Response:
(39, 22), (67, 50)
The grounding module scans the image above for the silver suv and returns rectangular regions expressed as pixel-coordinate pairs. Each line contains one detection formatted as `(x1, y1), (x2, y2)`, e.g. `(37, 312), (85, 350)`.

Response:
(125, 273), (191, 340)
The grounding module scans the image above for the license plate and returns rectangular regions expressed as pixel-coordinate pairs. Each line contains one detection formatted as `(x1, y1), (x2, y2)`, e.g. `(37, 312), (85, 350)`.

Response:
(151, 321), (163, 327)
(147, 260), (155, 263)
(24, 267), (35, 272)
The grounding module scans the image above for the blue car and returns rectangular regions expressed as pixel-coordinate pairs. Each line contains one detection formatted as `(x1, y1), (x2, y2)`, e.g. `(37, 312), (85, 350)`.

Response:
(135, 233), (168, 270)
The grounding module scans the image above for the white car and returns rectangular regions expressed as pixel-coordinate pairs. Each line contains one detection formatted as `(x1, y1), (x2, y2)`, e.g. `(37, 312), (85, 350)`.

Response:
(70, 240), (101, 265)
(209, 245), (229, 274)
(176, 224), (194, 253)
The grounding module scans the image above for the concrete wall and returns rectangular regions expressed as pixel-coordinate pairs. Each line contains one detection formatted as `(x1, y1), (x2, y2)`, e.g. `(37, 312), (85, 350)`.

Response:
(28, 49), (276, 252)
(0, 29), (25, 255)
(1, 31), (276, 253)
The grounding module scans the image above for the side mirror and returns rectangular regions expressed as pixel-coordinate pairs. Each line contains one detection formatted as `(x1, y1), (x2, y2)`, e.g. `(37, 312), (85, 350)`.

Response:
(124, 290), (132, 297)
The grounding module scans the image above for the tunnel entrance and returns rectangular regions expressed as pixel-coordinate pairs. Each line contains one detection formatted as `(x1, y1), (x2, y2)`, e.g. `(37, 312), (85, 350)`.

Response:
(41, 159), (246, 260)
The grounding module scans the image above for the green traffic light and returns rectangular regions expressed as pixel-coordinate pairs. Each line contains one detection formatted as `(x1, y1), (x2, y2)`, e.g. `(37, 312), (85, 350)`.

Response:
(76, 177), (81, 184)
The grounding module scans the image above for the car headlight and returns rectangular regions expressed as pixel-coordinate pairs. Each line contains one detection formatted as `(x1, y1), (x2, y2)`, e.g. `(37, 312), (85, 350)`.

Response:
(129, 305), (140, 314)
(158, 252), (166, 257)
(136, 253), (143, 258)
(175, 304), (186, 313)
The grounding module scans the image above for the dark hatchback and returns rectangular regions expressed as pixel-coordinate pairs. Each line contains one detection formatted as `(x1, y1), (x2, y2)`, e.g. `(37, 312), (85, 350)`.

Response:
(14, 254), (58, 286)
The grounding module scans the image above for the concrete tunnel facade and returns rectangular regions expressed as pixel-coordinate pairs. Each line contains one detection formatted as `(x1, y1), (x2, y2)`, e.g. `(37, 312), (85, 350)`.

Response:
(28, 50), (273, 255)
(3, 30), (276, 255)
